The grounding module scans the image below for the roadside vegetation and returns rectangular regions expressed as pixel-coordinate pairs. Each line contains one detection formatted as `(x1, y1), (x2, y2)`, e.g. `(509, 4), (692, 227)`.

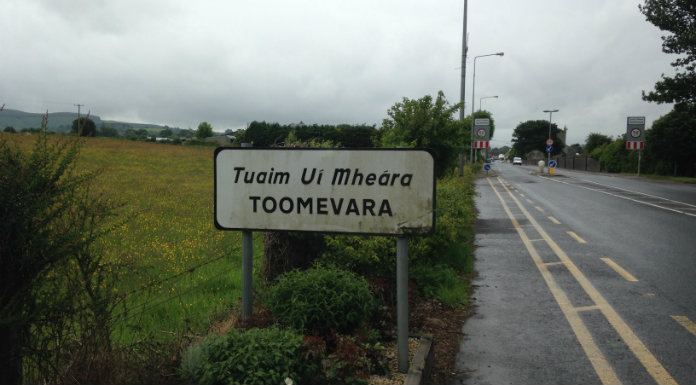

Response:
(1, 89), (481, 384)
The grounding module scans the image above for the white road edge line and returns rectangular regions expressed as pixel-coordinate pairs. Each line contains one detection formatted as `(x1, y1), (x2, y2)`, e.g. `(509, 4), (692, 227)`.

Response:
(539, 176), (696, 218)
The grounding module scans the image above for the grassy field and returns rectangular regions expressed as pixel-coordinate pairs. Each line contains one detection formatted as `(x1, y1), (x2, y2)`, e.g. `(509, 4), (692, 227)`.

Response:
(4, 133), (259, 343)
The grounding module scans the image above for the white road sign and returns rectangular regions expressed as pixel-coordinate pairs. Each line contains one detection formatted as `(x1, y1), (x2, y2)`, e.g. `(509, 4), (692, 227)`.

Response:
(215, 148), (436, 235)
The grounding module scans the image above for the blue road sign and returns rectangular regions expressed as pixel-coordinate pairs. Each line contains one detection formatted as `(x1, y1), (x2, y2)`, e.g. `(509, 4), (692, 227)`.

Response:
(546, 145), (553, 153)
(549, 160), (557, 168)
(483, 164), (491, 171)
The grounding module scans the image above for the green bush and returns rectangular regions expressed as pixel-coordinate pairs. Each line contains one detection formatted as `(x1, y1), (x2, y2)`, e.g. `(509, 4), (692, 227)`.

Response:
(320, 235), (396, 280)
(410, 172), (476, 269)
(180, 327), (321, 385)
(319, 171), (476, 305)
(266, 266), (375, 336)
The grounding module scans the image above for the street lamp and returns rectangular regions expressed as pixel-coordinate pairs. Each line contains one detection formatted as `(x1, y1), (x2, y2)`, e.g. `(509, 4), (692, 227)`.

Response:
(479, 95), (498, 111)
(470, 52), (504, 163)
(543, 109), (559, 173)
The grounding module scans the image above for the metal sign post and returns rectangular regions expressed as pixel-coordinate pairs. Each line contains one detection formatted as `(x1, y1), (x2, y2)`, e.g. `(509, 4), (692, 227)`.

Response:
(396, 236), (409, 373)
(240, 143), (253, 319)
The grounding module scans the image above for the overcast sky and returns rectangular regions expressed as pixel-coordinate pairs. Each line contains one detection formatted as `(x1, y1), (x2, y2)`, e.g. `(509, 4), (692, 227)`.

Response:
(0, 0), (677, 146)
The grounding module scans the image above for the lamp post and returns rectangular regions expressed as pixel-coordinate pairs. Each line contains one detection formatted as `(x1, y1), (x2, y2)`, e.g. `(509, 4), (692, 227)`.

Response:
(479, 95), (498, 111)
(470, 52), (504, 163)
(543, 109), (559, 173)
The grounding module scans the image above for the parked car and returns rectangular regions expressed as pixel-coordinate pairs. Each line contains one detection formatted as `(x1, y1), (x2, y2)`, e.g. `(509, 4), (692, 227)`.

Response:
(513, 157), (522, 165)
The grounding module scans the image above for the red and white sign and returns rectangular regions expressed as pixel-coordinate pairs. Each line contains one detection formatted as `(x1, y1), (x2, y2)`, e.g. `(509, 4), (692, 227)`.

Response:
(546, 138), (554, 146)
(626, 141), (644, 150)
(473, 141), (490, 149)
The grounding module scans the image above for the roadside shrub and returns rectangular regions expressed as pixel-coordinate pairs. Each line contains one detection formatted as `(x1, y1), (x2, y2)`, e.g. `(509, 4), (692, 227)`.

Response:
(180, 327), (321, 385)
(1, 120), (122, 384)
(410, 172), (476, 269)
(320, 235), (396, 280)
(302, 328), (387, 385)
(320, 171), (476, 305)
(598, 140), (631, 172)
(266, 266), (375, 336)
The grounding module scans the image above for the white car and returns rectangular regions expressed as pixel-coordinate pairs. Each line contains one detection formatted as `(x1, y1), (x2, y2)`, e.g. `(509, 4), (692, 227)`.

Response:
(512, 157), (522, 165)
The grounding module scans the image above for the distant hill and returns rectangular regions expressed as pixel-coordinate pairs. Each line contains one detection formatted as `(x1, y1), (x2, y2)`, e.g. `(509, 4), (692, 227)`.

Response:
(0, 109), (179, 133)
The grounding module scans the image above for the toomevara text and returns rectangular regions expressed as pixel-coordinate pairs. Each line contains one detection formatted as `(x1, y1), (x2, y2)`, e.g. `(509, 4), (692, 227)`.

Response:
(230, 167), (418, 217)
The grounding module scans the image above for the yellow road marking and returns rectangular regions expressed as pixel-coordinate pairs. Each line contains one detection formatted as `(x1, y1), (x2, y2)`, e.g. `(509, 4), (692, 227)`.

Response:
(601, 258), (639, 282)
(487, 178), (622, 385)
(526, 198), (534, 204)
(671, 316), (696, 337)
(548, 216), (562, 224)
(489, 176), (678, 385)
(576, 305), (601, 312)
(567, 231), (587, 244)
(535, 206), (545, 213)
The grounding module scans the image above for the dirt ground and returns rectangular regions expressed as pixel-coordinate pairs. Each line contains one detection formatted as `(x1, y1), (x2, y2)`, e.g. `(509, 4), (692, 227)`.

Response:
(410, 298), (475, 384)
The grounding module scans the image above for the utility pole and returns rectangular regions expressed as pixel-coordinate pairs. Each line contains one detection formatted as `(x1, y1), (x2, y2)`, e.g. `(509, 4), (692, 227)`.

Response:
(74, 104), (84, 120)
(459, 0), (468, 121)
(74, 104), (85, 135)
(458, 0), (468, 175)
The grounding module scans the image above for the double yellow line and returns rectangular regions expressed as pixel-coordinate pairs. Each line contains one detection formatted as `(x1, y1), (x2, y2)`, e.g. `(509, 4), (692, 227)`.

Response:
(487, 176), (678, 385)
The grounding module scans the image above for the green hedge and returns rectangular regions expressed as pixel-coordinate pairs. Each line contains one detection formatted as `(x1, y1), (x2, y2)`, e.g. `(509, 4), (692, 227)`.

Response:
(320, 170), (476, 306)
(266, 266), (375, 336)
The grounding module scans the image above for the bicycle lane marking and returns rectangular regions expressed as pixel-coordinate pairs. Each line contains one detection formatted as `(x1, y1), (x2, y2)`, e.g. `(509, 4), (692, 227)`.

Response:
(488, 176), (678, 385)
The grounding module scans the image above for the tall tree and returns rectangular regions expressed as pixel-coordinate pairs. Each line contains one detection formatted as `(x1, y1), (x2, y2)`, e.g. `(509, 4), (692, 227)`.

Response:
(584, 132), (613, 154)
(196, 121), (214, 139)
(645, 104), (696, 176)
(511, 120), (565, 157)
(71, 117), (97, 137)
(639, 0), (696, 106)
(380, 90), (463, 177)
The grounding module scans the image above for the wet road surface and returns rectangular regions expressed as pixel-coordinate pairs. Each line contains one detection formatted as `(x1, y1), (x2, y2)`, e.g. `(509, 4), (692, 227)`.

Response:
(451, 163), (696, 385)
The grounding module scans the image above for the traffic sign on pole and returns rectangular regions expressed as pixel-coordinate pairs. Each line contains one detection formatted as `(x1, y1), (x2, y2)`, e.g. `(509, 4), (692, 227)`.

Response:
(546, 145), (553, 153)
(549, 160), (557, 168)
(626, 116), (645, 151)
(546, 138), (554, 146)
(473, 118), (490, 141)
(626, 141), (644, 150)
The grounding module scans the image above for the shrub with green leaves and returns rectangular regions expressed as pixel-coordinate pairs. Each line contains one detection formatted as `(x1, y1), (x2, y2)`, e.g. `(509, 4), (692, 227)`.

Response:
(266, 266), (375, 336)
(320, 171), (476, 305)
(320, 235), (396, 280)
(180, 326), (321, 385)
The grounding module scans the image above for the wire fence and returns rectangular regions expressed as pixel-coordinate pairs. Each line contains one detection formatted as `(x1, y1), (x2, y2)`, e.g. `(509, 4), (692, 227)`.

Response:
(110, 245), (243, 326)
(112, 263), (239, 327)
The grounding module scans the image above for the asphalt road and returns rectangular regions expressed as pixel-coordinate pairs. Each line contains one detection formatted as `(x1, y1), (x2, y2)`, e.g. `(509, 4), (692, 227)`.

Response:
(451, 163), (696, 385)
